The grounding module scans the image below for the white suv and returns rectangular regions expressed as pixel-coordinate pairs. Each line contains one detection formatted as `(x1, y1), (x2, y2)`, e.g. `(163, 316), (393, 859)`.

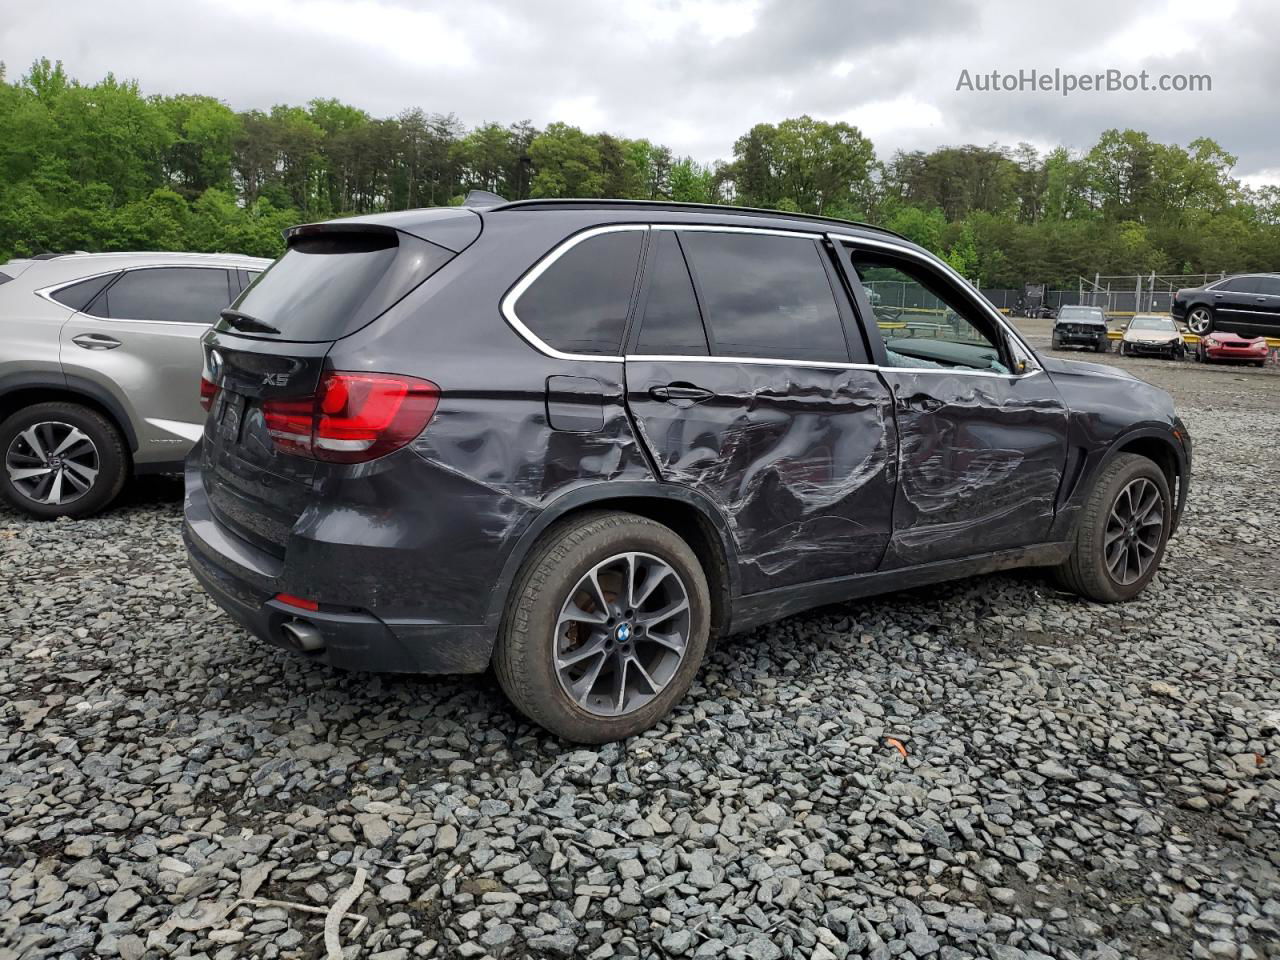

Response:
(0, 251), (271, 518)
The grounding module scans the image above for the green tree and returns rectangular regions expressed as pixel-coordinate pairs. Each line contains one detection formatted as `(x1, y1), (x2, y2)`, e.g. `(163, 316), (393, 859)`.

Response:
(528, 123), (605, 198)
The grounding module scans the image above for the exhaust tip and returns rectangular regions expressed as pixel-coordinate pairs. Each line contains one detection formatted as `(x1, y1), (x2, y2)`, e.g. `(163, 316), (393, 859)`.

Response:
(280, 620), (325, 653)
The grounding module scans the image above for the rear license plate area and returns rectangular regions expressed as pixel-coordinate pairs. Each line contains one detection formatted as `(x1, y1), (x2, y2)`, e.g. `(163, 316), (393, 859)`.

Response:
(218, 392), (247, 441)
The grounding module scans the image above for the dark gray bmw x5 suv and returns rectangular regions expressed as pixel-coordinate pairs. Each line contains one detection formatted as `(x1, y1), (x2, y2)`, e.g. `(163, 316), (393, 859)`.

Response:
(184, 197), (1191, 742)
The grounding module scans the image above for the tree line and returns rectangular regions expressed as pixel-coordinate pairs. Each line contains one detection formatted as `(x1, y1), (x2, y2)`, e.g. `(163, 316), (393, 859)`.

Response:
(3, 59), (1278, 288)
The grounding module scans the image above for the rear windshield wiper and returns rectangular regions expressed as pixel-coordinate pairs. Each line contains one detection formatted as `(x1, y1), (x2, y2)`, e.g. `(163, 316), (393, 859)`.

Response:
(220, 308), (280, 335)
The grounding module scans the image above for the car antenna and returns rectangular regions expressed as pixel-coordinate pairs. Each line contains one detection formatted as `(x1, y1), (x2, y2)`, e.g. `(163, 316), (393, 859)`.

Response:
(462, 190), (508, 209)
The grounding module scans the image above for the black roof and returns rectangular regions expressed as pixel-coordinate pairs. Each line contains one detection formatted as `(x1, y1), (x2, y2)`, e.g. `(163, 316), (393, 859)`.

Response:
(490, 198), (908, 242)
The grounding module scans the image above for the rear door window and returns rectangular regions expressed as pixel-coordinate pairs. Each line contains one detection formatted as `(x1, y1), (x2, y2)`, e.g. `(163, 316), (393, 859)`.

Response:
(516, 229), (644, 356)
(98, 267), (234, 323)
(52, 273), (119, 312)
(225, 231), (454, 342)
(1255, 277), (1280, 297)
(634, 232), (708, 355)
(678, 231), (849, 363)
(1220, 277), (1262, 294)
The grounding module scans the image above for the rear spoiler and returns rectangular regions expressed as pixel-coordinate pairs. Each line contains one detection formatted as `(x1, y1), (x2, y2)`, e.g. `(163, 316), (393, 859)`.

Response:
(282, 206), (482, 254)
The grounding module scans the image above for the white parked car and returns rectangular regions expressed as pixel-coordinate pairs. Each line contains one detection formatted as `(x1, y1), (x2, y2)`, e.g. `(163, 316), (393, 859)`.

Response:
(0, 251), (271, 517)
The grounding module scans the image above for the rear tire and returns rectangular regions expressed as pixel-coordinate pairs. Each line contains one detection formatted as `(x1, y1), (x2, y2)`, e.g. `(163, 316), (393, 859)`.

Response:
(1054, 453), (1171, 603)
(493, 511), (711, 743)
(0, 402), (128, 519)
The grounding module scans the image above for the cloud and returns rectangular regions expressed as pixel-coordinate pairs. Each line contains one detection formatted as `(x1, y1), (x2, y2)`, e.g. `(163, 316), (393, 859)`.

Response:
(1, 0), (1275, 180)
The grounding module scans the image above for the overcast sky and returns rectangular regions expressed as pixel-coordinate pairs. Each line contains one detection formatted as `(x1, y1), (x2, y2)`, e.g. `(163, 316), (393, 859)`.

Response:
(4, 0), (1277, 184)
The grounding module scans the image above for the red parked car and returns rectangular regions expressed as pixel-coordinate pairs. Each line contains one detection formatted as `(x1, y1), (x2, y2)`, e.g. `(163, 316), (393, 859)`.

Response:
(1198, 331), (1270, 367)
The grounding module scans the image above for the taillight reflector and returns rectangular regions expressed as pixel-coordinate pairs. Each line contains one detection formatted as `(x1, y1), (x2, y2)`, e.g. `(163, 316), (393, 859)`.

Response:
(262, 371), (439, 463)
(275, 593), (319, 611)
(199, 375), (219, 412)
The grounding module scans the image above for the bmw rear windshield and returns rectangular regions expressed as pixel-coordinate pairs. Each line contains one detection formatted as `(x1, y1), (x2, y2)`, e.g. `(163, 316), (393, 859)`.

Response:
(217, 227), (455, 342)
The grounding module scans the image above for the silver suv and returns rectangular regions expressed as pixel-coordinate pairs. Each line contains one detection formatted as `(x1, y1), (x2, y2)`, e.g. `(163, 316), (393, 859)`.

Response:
(0, 251), (271, 518)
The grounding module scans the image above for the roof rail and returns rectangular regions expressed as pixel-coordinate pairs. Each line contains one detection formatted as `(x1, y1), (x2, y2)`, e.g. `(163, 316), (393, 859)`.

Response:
(489, 198), (908, 242)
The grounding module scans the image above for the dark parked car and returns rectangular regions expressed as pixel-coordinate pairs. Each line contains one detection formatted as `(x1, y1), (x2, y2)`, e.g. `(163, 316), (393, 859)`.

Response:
(184, 197), (1191, 743)
(1052, 305), (1110, 352)
(1172, 273), (1280, 338)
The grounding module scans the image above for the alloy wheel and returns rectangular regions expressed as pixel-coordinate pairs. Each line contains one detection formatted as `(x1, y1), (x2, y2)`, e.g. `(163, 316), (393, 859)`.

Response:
(553, 552), (691, 717)
(1187, 307), (1212, 335)
(4, 421), (100, 505)
(1103, 477), (1164, 586)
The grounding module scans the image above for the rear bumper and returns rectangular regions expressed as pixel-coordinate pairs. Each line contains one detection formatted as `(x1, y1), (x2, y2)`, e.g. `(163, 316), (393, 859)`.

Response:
(183, 462), (492, 674)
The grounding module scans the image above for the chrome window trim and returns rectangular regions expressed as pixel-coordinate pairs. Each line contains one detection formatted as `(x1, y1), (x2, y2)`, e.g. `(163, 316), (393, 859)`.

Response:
(500, 224), (649, 363)
(502, 221), (1044, 380)
(502, 222), (830, 364)
(35, 263), (237, 326)
(625, 352), (1040, 379)
(627, 354), (878, 372)
(829, 229), (1039, 371)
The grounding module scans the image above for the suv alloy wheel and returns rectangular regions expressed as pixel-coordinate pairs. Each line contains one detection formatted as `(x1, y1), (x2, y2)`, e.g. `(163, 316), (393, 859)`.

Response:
(1055, 453), (1171, 602)
(494, 511), (711, 743)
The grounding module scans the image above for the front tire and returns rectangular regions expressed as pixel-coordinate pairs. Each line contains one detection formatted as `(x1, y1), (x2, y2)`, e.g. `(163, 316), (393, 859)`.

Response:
(1186, 306), (1214, 336)
(0, 402), (128, 519)
(494, 511), (711, 743)
(1054, 453), (1172, 603)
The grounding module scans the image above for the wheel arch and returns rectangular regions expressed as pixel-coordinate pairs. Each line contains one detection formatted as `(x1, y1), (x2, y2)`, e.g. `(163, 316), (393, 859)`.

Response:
(1106, 427), (1188, 531)
(487, 483), (739, 639)
(0, 373), (139, 454)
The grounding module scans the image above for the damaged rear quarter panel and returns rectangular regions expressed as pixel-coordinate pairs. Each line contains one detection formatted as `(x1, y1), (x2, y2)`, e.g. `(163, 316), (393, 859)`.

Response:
(306, 219), (661, 627)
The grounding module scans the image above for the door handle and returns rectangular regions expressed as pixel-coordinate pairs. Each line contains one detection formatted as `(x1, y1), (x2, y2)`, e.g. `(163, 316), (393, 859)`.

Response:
(649, 382), (713, 404)
(900, 394), (945, 412)
(71, 333), (122, 350)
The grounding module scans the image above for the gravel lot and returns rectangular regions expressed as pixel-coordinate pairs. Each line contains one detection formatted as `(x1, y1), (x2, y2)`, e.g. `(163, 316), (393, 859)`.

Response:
(2, 344), (1278, 960)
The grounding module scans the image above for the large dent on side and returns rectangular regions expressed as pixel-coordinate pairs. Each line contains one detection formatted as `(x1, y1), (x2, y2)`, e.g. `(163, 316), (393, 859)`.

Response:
(880, 371), (1069, 567)
(630, 361), (897, 592)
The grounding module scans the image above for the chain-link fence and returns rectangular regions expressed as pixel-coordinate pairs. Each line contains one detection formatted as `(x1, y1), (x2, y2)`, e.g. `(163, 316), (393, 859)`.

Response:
(872, 274), (1237, 317)
(977, 274), (1229, 315)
